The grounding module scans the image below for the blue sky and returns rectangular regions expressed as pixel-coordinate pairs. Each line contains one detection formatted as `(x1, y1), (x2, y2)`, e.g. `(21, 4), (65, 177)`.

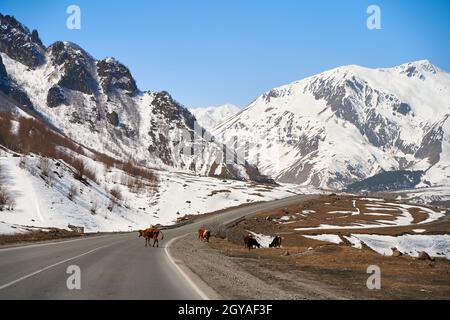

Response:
(1, 0), (450, 107)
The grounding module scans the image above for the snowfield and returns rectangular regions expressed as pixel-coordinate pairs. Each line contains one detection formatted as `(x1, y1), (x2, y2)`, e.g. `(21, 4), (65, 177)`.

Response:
(189, 104), (240, 131)
(248, 231), (276, 248)
(388, 186), (450, 206)
(303, 234), (343, 244)
(308, 233), (450, 260)
(0, 154), (304, 235)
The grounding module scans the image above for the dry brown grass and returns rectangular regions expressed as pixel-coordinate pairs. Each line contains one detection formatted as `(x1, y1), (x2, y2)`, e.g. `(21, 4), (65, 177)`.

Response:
(0, 228), (83, 246)
(0, 113), (158, 193)
(208, 189), (231, 197)
(110, 186), (123, 201)
(207, 195), (450, 299)
(209, 235), (450, 299)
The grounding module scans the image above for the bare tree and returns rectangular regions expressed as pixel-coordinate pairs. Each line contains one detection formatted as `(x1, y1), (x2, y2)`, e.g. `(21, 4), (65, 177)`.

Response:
(90, 198), (99, 215)
(68, 184), (78, 201)
(110, 186), (122, 201)
(107, 199), (115, 212)
(19, 157), (27, 170)
(39, 157), (52, 177)
(73, 158), (86, 181)
(6, 196), (16, 211)
(0, 186), (14, 211)
(72, 158), (97, 184)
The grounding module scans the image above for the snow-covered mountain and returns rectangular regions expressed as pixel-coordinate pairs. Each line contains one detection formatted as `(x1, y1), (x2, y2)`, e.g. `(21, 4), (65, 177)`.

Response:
(213, 61), (450, 189)
(0, 14), (265, 182)
(0, 152), (299, 234)
(189, 104), (240, 131)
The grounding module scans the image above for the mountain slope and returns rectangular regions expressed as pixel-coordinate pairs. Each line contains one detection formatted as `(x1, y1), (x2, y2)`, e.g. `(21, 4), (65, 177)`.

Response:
(189, 104), (240, 131)
(0, 14), (262, 181)
(213, 61), (450, 189)
(0, 151), (296, 234)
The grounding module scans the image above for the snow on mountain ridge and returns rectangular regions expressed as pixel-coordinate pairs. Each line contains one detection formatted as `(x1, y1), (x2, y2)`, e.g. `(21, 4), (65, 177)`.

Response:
(189, 104), (240, 131)
(0, 15), (265, 182)
(213, 61), (450, 189)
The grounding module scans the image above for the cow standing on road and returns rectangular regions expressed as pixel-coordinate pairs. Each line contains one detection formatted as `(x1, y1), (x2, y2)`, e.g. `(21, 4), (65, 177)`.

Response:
(138, 228), (164, 247)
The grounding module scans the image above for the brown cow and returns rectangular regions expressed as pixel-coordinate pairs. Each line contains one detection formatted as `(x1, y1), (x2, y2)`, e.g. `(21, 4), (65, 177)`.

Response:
(243, 233), (252, 248)
(138, 228), (164, 247)
(198, 228), (211, 242)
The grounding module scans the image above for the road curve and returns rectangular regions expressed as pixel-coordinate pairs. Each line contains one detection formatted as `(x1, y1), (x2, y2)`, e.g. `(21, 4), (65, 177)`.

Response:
(0, 194), (316, 300)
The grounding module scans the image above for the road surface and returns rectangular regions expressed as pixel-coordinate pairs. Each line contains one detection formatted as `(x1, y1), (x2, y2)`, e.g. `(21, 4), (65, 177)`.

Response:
(0, 194), (315, 300)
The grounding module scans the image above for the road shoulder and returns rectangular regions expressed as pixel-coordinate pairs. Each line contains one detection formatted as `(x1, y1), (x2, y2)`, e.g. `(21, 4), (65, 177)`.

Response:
(165, 234), (222, 300)
(170, 233), (346, 300)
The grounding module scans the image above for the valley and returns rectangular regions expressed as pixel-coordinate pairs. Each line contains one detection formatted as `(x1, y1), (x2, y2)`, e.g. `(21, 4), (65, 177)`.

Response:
(0, 10), (449, 301)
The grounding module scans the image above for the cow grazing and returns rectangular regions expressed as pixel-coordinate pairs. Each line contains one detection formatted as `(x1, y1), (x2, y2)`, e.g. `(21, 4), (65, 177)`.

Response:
(269, 236), (282, 248)
(243, 234), (261, 250)
(198, 228), (211, 242)
(138, 228), (164, 247)
(243, 234), (252, 248)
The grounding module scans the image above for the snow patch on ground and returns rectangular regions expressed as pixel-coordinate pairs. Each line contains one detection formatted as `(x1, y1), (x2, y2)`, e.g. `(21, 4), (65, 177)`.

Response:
(302, 233), (450, 260)
(352, 234), (450, 260)
(343, 236), (363, 249)
(303, 234), (343, 244)
(248, 231), (275, 248)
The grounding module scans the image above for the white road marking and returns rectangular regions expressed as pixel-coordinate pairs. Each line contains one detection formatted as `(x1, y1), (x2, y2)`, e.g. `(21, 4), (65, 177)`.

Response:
(165, 235), (210, 300)
(0, 244), (110, 290)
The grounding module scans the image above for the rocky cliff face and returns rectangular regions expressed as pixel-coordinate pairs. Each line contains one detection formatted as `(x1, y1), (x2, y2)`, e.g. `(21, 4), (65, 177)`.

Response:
(97, 58), (138, 97)
(0, 15), (263, 182)
(0, 14), (45, 69)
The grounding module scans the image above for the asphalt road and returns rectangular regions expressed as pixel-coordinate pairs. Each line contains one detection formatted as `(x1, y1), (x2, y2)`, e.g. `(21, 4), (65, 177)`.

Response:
(0, 194), (316, 300)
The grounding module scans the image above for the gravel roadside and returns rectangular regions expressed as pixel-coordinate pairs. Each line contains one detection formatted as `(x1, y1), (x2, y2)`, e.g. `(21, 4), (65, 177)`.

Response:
(170, 233), (348, 300)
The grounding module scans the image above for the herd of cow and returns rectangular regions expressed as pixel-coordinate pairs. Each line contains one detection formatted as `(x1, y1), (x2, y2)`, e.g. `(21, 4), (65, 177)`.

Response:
(243, 234), (282, 250)
(200, 229), (282, 250)
(197, 228), (283, 250)
(138, 226), (282, 250)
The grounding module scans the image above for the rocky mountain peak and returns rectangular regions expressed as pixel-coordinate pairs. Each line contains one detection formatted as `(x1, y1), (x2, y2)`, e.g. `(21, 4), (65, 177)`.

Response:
(30, 29), (43, 48)
(97, 57), (138, 96)
(48, 41), (92, 66)
(48, 41), (98, 96)
(214, 61), (450, 189)
(0, 13), (45, 69)
(150, 91), (195, 129)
